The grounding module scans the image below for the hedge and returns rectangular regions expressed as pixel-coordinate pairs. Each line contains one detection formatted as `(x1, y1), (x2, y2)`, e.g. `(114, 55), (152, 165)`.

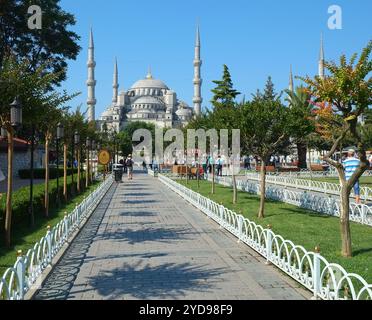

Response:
(0, 173), (86, 229)
(18, 168), (80, 179)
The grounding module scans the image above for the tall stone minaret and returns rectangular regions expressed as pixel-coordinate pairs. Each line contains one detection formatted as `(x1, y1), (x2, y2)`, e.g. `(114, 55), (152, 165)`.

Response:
(289, 65), (294, 93)
(193, 25), (202, 116)
(112, 58), (119, 104)
(87, 28), (97, 123)
(318, 33), (325, 80)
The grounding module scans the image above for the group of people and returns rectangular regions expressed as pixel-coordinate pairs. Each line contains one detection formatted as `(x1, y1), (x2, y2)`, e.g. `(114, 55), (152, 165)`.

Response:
(117, 155), (134, 180)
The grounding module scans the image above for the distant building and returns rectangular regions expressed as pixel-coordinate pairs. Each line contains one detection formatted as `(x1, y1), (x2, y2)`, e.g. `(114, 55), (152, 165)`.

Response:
(85, 27), (203, 131)
(0, 137), (44, 177)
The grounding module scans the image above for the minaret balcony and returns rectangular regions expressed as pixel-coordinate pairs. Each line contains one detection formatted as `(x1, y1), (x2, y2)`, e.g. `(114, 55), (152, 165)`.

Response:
(86, 79), (97, 86)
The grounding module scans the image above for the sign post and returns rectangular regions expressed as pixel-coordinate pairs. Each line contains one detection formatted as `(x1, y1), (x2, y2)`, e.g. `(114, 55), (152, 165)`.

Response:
(98, 150), (111, 181)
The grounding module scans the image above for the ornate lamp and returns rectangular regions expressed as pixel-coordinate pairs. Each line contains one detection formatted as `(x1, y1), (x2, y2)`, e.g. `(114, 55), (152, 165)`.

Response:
(10, 97), (22, 127)
(56, 123), (64, 140)
(74, 131), (80, 145)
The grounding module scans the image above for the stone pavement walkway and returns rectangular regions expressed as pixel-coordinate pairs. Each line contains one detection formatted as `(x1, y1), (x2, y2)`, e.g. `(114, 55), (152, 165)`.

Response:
(34, 172), (311, 300)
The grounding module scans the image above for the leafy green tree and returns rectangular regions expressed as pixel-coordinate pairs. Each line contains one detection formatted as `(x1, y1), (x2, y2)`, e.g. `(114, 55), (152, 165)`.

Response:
(116, 122), (156, 159)
(285, 86), (315, 168)
(299, 40), (372, 257)
(211, 64), (241, 110)
(239, 96), (290, 218)
(0, 54), (64, 246)
(0, 0), (80, 85)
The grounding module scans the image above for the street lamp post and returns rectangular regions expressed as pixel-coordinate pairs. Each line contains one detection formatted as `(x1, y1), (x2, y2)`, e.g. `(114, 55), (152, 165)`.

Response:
(5, 97), (22, 247)
(28, 124), (36, 227)
(70, 135), (75, 196)
(56, 123), (64, 206)
(85, 138), (91, 188)
(74, 131), (80, 193)
(91, 140), (96, 182)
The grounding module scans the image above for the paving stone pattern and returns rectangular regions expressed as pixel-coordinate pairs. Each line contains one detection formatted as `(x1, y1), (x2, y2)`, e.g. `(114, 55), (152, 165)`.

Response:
(34, 173), (311, 300)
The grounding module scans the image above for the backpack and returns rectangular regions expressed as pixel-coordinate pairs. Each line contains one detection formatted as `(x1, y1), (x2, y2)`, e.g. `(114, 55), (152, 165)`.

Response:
(126, 158), (133, 167)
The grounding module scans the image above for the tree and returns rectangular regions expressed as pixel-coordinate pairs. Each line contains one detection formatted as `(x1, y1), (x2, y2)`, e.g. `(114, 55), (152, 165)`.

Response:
(299, 40), (372, 257)
(252, 76), (281, 102)
(211, 64), (241, 110)
(0, 0), (80, 85)
(285, 86), (315, 168)
(0, 55), (63, 246)
(116, 122), (156, 158)
(239, 95), (290, 218)
(38, 92), (76, 217)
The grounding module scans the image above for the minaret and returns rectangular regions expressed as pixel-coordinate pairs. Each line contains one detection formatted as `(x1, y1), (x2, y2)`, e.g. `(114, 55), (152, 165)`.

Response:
(289, 65), (294, 93)
(87, 28), (97, 123)
(112, 58), (119, 104)
(318, 33), (325, 80)
(193, 25), (202, 116)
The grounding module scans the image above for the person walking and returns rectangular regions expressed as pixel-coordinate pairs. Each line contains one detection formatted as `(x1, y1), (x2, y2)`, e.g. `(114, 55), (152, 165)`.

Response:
(126, 155), (134, 180)
(216, 155), (223, 176)
(343, 149), (361, 204)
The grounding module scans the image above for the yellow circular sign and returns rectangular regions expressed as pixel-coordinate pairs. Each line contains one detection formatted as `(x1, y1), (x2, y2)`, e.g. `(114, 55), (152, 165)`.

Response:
(98, 150), (111, 165)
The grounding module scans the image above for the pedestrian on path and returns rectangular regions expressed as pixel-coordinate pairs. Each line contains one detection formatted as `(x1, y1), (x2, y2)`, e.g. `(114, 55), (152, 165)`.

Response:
(216, 155), (223, 176)
(126, 155), (134, 180)
(343, 149), (361, 204)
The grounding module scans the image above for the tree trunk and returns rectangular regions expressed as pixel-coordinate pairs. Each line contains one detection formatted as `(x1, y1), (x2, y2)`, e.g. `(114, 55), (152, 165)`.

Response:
(5, 129), (14, 247)
(86, 147), (89, 188)
(77, 148), (81, 193)
(340, 185), (352, 257)
(212, 164), (215, 194)
(232, 173), (237, 204)
(63, 143), (67, 202)
(258, 162), (266, 219)
(197, 163), (200, 189)
(297, 142), (307, 169)
(186, 164), (189, 185)
(44, 136), (50, 217)
(29, 125), (35, 227)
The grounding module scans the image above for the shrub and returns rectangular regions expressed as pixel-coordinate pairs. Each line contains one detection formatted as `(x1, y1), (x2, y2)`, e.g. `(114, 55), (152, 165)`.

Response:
(18, 168), (79, 179)
(0, 174), (86, 229)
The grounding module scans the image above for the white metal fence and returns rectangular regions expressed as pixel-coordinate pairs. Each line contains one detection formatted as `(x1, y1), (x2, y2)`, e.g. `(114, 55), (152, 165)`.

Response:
(159, 174), (372, 300)
(244, 172), (372, 202)
(0, 176), (113, 300)
(208, 175), (372, 227)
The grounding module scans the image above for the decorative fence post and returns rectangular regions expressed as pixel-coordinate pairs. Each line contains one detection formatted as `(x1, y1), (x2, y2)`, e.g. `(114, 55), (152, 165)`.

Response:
(16, 250), (25, 300)
(46, 226), (52, 265)
(265, 225), (272, 265)
(219, 203), (224, 229)
(312, 246), (321, 300)
(64, 213), (69, 241)
(237, 213), (244, 243)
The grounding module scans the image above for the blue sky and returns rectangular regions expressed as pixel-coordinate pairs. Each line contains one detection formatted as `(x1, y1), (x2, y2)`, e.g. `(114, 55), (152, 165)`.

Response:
(59, 0), (372, 116)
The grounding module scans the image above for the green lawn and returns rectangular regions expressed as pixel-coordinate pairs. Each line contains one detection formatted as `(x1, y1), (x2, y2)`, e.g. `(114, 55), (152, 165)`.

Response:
(178, 179), (372, 283)
(0, 181), (100, 276)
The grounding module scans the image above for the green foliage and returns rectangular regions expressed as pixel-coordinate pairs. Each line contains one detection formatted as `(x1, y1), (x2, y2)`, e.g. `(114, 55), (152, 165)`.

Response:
(239, 83), (291, 161)
(18, 168), (79, 179)
(285, 86), (314, 142)
(299, 40), (372, 172)
(211, 64), (241, 110)
(252, 76), (281, 102)
(115, 122), (156, 157)
(0, 174), (81, 229)
(0, 0), (81, 85)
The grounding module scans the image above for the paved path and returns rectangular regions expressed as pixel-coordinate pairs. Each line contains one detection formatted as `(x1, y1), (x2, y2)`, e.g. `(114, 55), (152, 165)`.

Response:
(34, 173), (310, 300)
